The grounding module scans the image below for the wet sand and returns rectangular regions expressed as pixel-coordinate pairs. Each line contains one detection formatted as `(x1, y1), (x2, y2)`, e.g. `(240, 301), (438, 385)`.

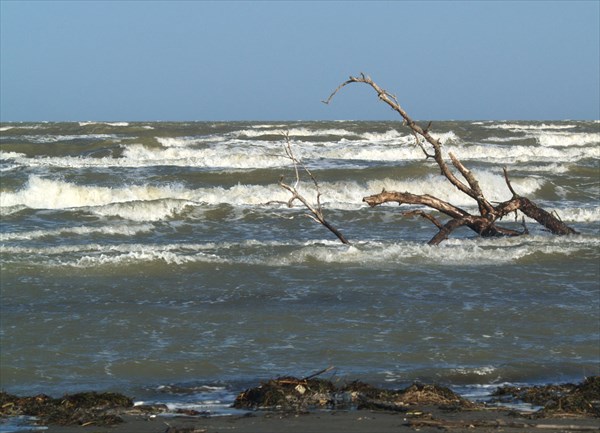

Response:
(42, 408), (600, 433)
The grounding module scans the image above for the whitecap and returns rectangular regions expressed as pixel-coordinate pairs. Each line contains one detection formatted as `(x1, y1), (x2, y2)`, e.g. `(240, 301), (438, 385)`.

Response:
(484, 123), (578, 131)
(79, 121), (129, 127)
(546, 206), (600, 223)
(0, 172), (547, 215)
(0, 223), (154, 241)
(274, 235), (599, 267)
(445, 143), (587, 163)
(87, 199), (196, 221)
(232, 127), (359, 139)
(0, 176), (189, 210)
(17, 133), (119, 143)
(2, 243), (226, 267)
(536, 131), (600, 148)
(0, 151), (27, 160)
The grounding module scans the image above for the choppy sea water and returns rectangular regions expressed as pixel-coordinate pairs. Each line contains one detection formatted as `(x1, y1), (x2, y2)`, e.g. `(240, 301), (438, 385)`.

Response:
(1, 120), (599, 418)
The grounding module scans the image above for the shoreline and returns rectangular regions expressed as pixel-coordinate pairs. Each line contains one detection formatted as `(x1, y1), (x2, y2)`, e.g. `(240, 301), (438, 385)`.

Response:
(2, 377), (598, 433)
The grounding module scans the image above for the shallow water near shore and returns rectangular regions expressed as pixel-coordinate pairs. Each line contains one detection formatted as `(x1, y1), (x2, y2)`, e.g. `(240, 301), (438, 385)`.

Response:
(1, 120), (599, 418)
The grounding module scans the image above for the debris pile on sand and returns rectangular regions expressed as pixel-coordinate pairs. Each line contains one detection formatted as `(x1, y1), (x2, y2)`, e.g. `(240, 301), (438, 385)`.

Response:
(233, 377), (475, 412)
(2, 376), (598, 428)
(491, 376), (600, 417)
(0, 391), (133, 426)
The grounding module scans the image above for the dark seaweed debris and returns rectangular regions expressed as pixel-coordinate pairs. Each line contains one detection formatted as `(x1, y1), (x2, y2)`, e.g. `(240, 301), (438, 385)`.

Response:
(2, 376), (598, 427)
(0, 391), (133, 426)
(233, 376), (336, 411)
(491, 376), (600, 417)
(233, 377), (475, 412)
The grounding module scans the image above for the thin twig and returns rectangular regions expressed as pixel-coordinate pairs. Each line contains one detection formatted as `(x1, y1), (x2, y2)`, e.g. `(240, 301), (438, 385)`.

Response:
(302, 366), (336, 381)
(503, 166), (519, 198)
(278, 133), (350, 245)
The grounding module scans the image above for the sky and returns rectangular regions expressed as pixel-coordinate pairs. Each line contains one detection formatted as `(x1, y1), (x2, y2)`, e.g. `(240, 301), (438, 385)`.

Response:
(1, 0), (599, 121)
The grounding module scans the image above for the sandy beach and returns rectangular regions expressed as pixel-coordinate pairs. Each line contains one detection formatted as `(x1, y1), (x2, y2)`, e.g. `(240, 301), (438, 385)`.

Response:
(40, 408), (600, 433)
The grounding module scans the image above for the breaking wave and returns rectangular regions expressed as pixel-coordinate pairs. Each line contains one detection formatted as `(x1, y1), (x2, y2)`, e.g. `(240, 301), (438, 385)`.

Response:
(3, 235), (597, 269)
(0, 223), (154, 241)
(0, 173), (546, 214)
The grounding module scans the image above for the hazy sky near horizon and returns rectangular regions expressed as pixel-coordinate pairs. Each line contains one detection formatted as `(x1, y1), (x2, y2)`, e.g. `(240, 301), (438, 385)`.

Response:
(1, 1), (599, 121)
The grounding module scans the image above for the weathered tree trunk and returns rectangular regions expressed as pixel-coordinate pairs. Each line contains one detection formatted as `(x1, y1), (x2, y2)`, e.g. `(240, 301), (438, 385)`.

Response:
(496, 197), (578, 235)
(324, 73), (578, 244)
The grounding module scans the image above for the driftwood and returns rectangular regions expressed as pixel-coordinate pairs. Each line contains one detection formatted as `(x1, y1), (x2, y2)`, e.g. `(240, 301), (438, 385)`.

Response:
(323, 73), (579, 245)
(279, 132), (351, 245)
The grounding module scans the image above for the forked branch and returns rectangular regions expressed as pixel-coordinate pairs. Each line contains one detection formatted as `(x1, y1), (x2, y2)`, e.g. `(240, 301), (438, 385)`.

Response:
(325, 73), (578, 244)
(324, 73), (483, 204)
(279, 132), (350, 245)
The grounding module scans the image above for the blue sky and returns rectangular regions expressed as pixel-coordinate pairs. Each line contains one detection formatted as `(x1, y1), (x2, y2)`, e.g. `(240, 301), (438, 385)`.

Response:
(1, 1), (598, 121)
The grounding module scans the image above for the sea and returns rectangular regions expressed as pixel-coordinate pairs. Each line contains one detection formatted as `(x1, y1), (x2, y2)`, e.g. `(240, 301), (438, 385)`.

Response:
(1, 120), (599, 423)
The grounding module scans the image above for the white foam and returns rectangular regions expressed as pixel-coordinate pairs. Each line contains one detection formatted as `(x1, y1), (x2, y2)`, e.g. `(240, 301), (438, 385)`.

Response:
(3, 154), (124, 169)
(481, 124), (599, 149)
(545, 206), (600, 223)
(0, 204), (28, 216)
(0, 176), (290, 218)
(190, 183), (292, 207)
(74, 249), (204, 267)
(16, 133), (119, 143)
(0, 223), (154, 241)
(79, 121), (129, 126)
(0, 151), (27, 160)
(233, 127), (359, 138)
(3, 235), (597, 269)
(536, 131), (600, 148)
(154, 136), (220, 147)
(361, 129), (406, 142)
(273, 235), (599, 267)
(0, 176), (189, 210)
(451, 366), (498, 376)
(250, 124), (287, 129)
(512, 163), (570, 173)
(2, 243), (107, 255)
(445, 143), (588, 163)
(4, 126), (596, 170)
(482, 136), (525, 143)
(0, 172), (547, 217)
(0, 123), (45, 131)
(87, 199), (196, 221)
(1, 243), (226, 267)
(231, 128), (460, 148)
(122, 144), (286, 169)
(484, 123), (578, 130)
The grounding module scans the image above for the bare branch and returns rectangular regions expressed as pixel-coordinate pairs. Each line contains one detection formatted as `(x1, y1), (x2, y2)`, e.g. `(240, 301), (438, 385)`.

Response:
(503, 167), (519, 198)
(496, 197), (579, 235)
(322, 76), (358, 105)
(322, 73), (579, 243)
(428, 216), (477, 246)
(403, 210), (444, 229)
(325, 74), (478, 200)
(279, 133), (351, 245)
(449, 152), (494, 215)
(363, 190), (470, 220)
